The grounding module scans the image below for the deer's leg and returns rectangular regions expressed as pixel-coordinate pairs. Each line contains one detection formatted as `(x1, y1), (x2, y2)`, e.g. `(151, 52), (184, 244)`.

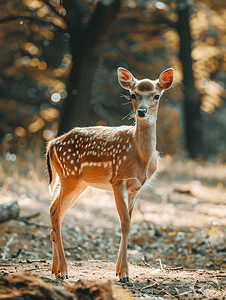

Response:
(113, 183), (131, 282)
(115, 188), (138, 282)
(50, 180), (87, 278)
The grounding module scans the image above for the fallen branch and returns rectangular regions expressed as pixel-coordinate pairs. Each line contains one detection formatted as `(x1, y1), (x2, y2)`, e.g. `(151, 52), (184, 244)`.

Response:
(19, 211), (40, 220)
(16, 218), (51, 228)
(0, 200), (20, 223)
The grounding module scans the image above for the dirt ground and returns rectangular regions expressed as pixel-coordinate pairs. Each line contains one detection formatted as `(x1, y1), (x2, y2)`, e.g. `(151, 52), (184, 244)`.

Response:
(1, 157), (226, 299)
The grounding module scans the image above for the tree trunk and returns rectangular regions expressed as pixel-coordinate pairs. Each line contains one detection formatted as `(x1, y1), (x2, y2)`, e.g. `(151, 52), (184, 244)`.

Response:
(176, 6), (202, 158)
(58, 0), (120, 134)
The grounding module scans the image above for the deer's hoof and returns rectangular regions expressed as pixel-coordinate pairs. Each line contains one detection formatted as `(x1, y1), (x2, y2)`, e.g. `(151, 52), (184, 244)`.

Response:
(120, 276), (130, 283)
(56, 274), (68, 280)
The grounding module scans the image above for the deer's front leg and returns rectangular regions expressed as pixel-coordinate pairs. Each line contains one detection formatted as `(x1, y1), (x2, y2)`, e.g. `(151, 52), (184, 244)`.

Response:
(113, 183), (131, 282)
(50, 196), (68, 279)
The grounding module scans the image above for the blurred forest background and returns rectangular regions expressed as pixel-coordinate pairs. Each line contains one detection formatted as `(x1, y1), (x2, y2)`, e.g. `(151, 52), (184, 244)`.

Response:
(0, 0), (226, 177)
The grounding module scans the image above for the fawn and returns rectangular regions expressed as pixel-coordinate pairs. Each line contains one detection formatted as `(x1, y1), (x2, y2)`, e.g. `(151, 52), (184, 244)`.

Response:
(46, 67), (174, 282)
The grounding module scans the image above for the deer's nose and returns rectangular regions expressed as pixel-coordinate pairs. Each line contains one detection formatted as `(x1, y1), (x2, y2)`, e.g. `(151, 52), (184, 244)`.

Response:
(136, 108), (148, 118)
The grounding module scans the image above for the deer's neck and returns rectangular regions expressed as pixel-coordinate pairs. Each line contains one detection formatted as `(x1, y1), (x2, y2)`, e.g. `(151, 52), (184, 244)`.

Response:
(134, 117), (157, 163)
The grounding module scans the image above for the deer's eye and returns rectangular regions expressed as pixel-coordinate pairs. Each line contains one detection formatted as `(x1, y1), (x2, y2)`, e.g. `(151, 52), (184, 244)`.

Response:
(153, 94), (160, 101)
(131, 94), (136, 100)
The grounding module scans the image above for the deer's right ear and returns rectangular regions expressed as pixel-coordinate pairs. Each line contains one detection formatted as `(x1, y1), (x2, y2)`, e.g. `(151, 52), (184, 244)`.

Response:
(117, 67), (137, 90)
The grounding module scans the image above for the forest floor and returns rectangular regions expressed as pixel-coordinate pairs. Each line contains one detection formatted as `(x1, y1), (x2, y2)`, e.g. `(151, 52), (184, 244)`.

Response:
(1, 156), (226, 299)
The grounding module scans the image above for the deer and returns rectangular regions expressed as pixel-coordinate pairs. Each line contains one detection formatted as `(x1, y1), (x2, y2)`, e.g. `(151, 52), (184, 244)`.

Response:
(46, 67), (174, 282)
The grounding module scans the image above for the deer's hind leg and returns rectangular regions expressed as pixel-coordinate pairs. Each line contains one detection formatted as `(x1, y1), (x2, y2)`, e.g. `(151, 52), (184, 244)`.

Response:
(50, 179), (88, 278)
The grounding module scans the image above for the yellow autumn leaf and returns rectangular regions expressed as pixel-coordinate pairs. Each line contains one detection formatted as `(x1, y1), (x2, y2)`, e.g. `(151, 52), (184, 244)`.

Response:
(168, 231), (177, 237)
(208, 228), (223, 235)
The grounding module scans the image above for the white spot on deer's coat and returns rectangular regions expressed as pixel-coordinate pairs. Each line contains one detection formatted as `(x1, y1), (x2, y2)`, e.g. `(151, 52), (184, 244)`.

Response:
(70, 160), (74, 164)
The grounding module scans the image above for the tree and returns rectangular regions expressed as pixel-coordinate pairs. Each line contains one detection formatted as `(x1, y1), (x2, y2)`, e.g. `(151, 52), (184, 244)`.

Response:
(176, 4), (202, 157)
(0, 0), (225, 160)
(0, 0), (120, 157)
(58, 0), (120, 133)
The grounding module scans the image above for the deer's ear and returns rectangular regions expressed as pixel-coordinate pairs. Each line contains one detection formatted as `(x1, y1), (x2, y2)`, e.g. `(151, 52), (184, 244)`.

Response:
(117, 67), (137, 90)
(158, 68), (174, 90)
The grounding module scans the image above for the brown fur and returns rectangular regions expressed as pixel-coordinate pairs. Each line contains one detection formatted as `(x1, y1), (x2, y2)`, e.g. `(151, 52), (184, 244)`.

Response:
(136, 80), (154, 92)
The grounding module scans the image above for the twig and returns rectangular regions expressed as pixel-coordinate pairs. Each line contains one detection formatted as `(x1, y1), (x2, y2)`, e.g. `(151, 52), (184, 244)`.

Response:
(16, 218), (51, 228)
(26, 259), (47, 263)
(12, 248), (22, 258)
(164, 266), (184, 271)
(190, 279), (199, 298)
(140, 282), (158, 290)
(139, 256), (152, 267)
(208, 241), (217, 271)
(164, 291), (177, 299)
(1, 236), (14, 259)
(156, 258), (164, 271)
(175, 287), (181, 300)
(178, 290), (193, 297)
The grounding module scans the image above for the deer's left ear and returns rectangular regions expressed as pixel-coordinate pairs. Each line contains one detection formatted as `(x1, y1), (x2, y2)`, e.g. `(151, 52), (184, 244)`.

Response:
(158, 68), (174, 90)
